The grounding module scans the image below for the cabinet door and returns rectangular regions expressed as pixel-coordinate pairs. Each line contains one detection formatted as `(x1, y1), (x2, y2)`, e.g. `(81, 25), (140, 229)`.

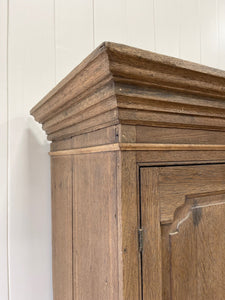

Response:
(140, 164), (225, 300)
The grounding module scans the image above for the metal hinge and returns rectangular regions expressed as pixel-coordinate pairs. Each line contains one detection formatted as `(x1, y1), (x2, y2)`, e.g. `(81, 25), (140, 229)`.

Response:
(138, 228), (144, 252)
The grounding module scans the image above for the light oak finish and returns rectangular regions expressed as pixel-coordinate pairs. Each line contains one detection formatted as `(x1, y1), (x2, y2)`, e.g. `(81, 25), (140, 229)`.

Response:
(49, 143), (225, 156)
(49, 143), (120, 156)
(73, 152), (119, 299)
(169, 193), (225, 299)
(141, 166), (225, 299)
(31, 42), (225, 299)
(51, 156), (73, 300)
(141, 168), (162, 299)
(119, 151), (140, 299)
(31, 42), (225, 141)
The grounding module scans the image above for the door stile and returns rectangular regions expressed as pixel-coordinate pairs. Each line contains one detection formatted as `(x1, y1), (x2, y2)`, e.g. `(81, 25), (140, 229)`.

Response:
(140, 168), (162, 300)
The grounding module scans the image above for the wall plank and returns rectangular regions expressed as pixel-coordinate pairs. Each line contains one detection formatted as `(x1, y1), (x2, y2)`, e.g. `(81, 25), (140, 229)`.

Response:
(7, 0), (55, 299)
(218, 0), (225, 70)
(55, 0), (93, 83)
(94, 0), (156, 51)
(126, 0), (155, 51)
(0, 0), (9, 299)
(179, 0), (201, 63)
(199, 0), (219, 68)
(94, 0), (127, 47)
(154, 0), (180, 57)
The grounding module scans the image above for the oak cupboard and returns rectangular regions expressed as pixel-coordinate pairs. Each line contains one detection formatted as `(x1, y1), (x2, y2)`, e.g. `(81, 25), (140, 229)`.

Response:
(31, 42), (225, 300)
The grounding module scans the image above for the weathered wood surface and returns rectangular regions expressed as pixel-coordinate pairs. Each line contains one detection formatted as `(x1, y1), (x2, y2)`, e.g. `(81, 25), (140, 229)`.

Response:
(31, 43), (225, 300)
(31, 42), (225, 141)
(141, 164), (225, 300)
(72, 152), (120, 299)
(51, 156), (73, 300)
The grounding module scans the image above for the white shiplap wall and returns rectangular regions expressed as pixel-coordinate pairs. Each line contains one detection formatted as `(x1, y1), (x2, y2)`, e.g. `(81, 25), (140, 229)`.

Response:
(0, 0), (9, 299)
(7, 1), (54, 299)
(1, 0), (225, 299)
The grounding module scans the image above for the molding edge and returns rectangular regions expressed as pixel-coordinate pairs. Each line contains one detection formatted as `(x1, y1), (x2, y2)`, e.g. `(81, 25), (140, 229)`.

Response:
(49, 143), (225, 156)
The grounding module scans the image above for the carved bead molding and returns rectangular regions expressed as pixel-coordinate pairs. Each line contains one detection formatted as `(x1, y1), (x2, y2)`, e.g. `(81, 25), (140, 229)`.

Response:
(31, 42), (225, 141)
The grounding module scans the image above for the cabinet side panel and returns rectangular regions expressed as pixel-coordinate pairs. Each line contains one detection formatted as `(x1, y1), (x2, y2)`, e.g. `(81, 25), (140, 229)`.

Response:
(73, 152), (119, 300)
(51, 156), (73, 300)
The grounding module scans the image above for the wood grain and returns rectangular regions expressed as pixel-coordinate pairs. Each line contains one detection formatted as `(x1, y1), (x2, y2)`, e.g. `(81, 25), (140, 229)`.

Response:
(50, 124), (225, 152)
(119, 151), (140, 300)
(50, 125), (118, 151)
(49, 143), (120, 156)
(169, 193), (225, 299)
(43, 81), (116, 134)
(31, 48), (112, 122)
(136, 126), (225, 145)
(31, 43), (225, 300)
(158, 164), (225, 223)
(51, 156), (73, 300)
(47, 108), (118, 141)
(140, 168), (162, 299)
(120, 143), (225, 151)
(49, 143), (225, 156)
(136, 150), (225, 164)
(141, 164), (225, 299)
(31, 42), (225, 141)
(72, 152), (119, 299)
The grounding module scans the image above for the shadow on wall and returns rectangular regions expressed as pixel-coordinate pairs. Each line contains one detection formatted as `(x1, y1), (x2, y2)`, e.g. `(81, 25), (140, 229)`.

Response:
(9, 116), (53, 300)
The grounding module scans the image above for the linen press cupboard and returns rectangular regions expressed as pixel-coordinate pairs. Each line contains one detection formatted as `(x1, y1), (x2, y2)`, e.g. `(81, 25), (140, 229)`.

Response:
(31, 42), (225, 300)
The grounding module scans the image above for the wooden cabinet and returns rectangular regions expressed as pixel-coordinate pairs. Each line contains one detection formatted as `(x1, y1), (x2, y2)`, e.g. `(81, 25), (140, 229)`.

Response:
(31, 42), (225, 300)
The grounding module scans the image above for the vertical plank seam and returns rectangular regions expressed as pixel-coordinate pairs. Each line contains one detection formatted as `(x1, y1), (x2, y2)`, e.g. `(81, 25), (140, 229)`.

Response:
(178, 0), (181, 59)
(53, 0), (56, 84)
(124, 0), (128, 44)
(152, 0), (156, 52)
(6, 0), (10, 298)
(216, 0), (220, 68)
(92, 0), (95, 49)
(198, 0), (202, 64)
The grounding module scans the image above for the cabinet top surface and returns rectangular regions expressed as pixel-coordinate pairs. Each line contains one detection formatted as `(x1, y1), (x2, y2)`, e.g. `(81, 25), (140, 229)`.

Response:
(31, 42), (225, 141)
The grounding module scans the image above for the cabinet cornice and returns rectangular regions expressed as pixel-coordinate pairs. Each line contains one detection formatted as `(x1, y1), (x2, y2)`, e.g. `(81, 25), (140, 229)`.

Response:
(31, 42), (225, 141)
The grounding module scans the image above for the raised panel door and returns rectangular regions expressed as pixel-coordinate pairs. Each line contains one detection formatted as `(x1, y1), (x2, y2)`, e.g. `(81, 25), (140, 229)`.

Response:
(140, 164), (225, 299)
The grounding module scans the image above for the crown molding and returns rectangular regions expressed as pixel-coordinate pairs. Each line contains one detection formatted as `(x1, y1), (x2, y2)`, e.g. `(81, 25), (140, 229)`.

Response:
(31, 42), (225, 141)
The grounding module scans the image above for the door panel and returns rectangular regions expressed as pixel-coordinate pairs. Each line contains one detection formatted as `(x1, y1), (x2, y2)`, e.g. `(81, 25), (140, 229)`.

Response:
(158, 164), (225, 224)
(169, 193), (225, 299)
(140, 164), (225, 300)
